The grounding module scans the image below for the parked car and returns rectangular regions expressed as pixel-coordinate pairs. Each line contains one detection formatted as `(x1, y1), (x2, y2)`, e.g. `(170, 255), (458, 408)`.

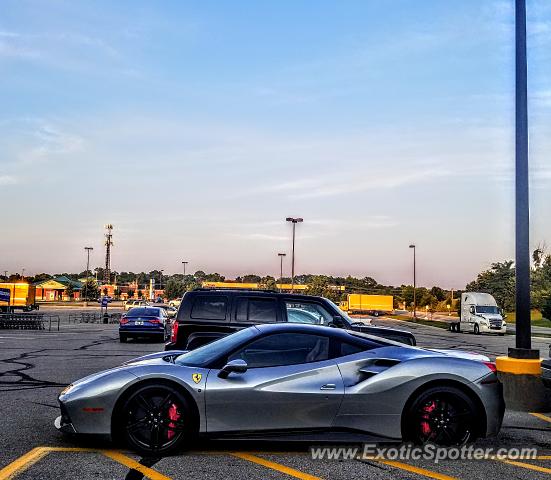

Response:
(165, 288), (415, 351)
(156, 303), (178, 318)
(56, 323), (503, 455)
(124, 300), (149, 311)
(168, 299), (181, 308)
(119, 306), (170, 342)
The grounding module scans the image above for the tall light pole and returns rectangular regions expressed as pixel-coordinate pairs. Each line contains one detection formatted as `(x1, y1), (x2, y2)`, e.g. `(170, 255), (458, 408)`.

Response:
(84, 247), (93, 305)
(277, 253), (286, 291)
(182, 261), (188, 277)
(409, 244), (416, 319)
(511, 0), (537, 359)
(159, 270), (164, 290)
(286, 217), (303, 292)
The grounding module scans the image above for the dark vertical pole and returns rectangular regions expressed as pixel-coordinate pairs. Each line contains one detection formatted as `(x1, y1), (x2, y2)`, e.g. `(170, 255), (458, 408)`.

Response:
(513, 0), (532, 354)
(413, 247), (417, 319)
(280, 256), (283, 289)
(291, 223), (296, 292)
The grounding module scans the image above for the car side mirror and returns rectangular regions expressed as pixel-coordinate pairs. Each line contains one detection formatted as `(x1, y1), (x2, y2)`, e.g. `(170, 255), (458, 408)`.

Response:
(218, 359), (248, 379)
(329, 315), (344, 328)
(469, 306), (475, 314)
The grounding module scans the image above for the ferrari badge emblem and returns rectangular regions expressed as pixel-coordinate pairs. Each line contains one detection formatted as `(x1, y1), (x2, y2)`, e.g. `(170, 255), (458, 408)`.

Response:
(192, 373), (202, 384)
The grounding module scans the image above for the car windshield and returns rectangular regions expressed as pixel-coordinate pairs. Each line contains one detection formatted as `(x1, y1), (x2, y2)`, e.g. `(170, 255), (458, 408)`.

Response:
(127, 307), (161, 317)
(476, 306), (500, 314)
(175, 327), (258, 367)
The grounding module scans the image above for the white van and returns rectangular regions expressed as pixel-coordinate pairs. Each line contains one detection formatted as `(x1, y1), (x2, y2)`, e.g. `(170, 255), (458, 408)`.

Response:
(450, 292), (506, 335)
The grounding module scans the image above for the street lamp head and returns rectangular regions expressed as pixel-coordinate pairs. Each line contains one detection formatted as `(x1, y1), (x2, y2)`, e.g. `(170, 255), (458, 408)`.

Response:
(409, 244), (415, 249)
(286, 217), (303, 223)
(278, 253), (286, 257)
(84, 247), (93, 251)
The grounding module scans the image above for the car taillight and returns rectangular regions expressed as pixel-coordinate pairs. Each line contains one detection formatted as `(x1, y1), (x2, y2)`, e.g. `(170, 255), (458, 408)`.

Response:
(483, 361), (497, 373)
(120, 318), (128, 324)
(149, 319), (161, 324)
(171, 321), (178, 343)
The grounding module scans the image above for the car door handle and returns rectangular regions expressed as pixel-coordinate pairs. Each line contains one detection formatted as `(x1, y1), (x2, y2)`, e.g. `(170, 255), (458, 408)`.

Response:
(320, 384), (336, 390)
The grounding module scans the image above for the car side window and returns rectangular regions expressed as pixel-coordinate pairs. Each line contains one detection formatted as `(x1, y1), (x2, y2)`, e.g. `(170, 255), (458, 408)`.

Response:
(284, 301), (333, 325)
(190, 296), (228, 320)
(235, 297), (278, 323)
(227, 333), (329, 368)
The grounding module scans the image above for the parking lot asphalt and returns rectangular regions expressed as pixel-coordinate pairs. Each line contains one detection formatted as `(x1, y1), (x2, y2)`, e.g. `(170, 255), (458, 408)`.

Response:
(1, 309), (550, 480)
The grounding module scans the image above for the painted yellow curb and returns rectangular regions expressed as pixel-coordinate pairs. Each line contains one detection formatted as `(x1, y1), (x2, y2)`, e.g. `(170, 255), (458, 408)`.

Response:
(495, 356), (542, 375)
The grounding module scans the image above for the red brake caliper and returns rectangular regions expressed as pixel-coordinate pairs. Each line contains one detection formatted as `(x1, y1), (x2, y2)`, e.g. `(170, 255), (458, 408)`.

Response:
(167, 403), (181, 440)
(420, 400), (436, 437)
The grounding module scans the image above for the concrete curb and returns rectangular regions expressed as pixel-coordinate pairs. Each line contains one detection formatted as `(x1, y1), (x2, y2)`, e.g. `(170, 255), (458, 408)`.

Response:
(496, 356), (551, 412)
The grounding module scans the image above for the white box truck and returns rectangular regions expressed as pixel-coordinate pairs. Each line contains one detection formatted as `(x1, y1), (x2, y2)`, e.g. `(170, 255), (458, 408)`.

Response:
(449, 292), (506, 335)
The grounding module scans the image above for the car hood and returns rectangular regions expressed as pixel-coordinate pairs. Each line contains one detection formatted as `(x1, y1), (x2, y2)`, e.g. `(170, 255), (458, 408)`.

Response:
(122, 350), (188, 365)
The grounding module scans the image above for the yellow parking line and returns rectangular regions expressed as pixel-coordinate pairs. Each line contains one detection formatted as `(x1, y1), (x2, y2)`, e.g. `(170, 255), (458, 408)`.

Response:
(500, 459), (551, 474)
(530, 412), (551, 424)
(536, 456), (551, 460)
(372, 459), (458, 480)
(0, 447), (49, 480)
(102, 451), (172, 480)
(231, 452), (321, 480)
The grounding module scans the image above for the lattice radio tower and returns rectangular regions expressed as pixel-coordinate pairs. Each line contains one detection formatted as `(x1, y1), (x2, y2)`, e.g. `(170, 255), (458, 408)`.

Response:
(104, 224), (114, 284)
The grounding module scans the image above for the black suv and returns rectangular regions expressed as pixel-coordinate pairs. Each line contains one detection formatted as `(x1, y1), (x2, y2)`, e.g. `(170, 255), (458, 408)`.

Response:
(165, 288), (415, 351)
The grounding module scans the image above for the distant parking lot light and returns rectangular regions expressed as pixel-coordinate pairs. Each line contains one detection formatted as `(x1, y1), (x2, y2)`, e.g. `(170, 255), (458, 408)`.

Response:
(286, 218), (303, 292)
(409, 244), (416, 319)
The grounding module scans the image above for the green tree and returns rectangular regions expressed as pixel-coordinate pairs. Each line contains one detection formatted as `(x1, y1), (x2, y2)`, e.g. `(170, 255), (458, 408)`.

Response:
(260, 276), (277, 290)
(241, 274), (261, 283)
(137, 290), (143, 299)
(465, 261), (515, 311)
(164, 278), (186, 300)
(82, 280), (99, 300)
(127, 289), (135, 299)
(306, 276), (341, 302)
(430, 286), (446, 302)
(113, 288), (121, 299)
(65, 283), (75, 300)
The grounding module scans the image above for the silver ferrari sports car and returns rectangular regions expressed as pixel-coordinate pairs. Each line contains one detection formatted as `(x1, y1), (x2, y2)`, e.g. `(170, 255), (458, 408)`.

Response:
(56, 324), (504, 454)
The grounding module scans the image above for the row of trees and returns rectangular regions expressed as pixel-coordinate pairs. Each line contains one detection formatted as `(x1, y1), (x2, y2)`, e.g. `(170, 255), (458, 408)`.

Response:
(465, 248), (551, 319)
(4, 255), (551, 318)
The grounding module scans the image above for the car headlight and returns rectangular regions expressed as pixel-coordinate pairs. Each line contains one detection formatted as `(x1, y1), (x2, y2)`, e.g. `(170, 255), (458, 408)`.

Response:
(60, 384), (75, 396)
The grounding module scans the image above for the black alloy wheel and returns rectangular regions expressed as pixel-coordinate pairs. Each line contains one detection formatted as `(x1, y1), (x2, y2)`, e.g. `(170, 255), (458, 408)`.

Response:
(120, 384), (191, 455)
(404, 386), (477, 446)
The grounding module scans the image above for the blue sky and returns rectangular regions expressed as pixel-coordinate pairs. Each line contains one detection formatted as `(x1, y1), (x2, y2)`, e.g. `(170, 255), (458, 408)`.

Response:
(1, 0), (551, 288)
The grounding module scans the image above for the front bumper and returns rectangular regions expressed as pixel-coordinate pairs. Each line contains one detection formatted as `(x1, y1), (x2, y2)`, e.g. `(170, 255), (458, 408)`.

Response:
(54, 415), (76, 434)
(55, 402), (76, 434)
(479, 324), (506, 334)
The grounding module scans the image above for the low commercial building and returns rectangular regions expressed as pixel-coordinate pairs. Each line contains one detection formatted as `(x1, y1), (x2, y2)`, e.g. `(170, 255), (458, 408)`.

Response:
(35, 276), (83, 301)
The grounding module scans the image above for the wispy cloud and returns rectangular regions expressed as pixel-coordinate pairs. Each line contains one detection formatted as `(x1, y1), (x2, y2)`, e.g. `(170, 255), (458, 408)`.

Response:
(247, 165), (451, 200)
(18, 122), (85, 165)
(0, 175), (17, 186)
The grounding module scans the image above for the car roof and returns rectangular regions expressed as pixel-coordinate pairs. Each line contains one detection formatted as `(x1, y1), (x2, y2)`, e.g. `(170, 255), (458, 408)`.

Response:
(188, 289), (330, 302)
(128, 306), (161, 312)
(254, 323), (394, 345)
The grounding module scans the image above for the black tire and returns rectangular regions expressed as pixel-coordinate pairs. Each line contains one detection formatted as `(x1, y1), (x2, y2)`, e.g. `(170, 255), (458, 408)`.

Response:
(474, 324), (480, 335)
(498, 333), (505, 336)
(120, 334), (127, 343)
(118, 383), (195, 455)
(402, 386), (478, 446)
